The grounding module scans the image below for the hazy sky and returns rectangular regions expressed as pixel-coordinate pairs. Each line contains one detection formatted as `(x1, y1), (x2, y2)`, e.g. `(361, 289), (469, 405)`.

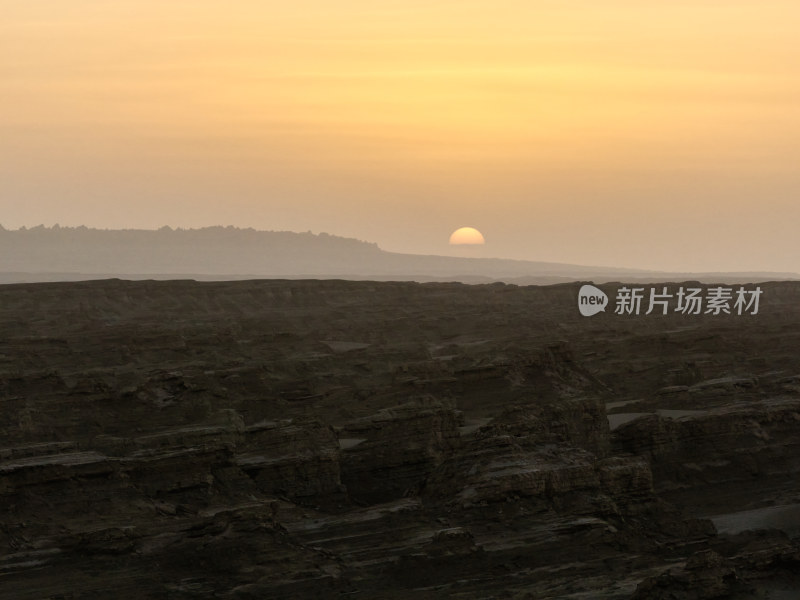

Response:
(3, 1), (800, 272)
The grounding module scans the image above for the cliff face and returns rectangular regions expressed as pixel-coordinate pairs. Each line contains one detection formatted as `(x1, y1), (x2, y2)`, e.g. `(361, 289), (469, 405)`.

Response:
(339, 398), (462, 504)
(613, 398), (800, 494)
(1, 279), (800, 598)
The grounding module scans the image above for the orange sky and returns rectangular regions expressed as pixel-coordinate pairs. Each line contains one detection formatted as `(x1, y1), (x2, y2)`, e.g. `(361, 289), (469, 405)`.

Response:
(2, 1), (800, 272)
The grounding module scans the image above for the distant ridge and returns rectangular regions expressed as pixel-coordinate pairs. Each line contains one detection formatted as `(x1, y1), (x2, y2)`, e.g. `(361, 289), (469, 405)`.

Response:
(1, 225), (797, 284)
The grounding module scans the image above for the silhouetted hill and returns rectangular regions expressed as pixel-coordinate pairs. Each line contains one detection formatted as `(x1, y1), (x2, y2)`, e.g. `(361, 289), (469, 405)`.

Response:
(0, 225), (797, 283)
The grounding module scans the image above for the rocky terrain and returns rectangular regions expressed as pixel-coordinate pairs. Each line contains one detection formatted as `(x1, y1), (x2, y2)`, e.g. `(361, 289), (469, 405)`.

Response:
(1, 278), (799, 598)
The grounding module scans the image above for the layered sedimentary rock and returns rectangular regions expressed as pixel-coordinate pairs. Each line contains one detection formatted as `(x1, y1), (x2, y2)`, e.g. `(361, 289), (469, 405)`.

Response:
(613, 397), (800, 494)
(339, 397), (461, 504)
(1, 279), (800, 598)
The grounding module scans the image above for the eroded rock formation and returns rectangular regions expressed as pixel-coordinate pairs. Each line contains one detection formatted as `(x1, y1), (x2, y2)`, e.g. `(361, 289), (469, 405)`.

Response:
(1, 279), (799, 598)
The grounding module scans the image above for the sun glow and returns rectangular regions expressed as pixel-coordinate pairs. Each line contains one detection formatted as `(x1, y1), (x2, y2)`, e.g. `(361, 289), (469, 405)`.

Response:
(3, 2), (800, 271)
(449, 227), (485, 245)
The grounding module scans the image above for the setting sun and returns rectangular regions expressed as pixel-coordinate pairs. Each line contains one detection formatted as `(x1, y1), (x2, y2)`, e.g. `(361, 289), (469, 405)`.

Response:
(449, 227), (485, 245)
(3, 1), (800, 271)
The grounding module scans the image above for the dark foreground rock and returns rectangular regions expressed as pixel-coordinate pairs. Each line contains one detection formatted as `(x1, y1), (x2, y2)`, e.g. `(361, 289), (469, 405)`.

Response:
(1, 279), (800, 598)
